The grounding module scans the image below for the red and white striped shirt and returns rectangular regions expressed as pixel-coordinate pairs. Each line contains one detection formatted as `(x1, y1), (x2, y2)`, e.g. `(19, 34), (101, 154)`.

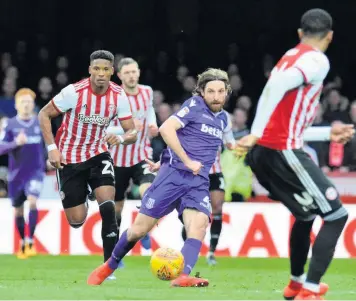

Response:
(52, 78), (132, 164)
(254, 43), (330, 150)
(110, 85), (156, 167)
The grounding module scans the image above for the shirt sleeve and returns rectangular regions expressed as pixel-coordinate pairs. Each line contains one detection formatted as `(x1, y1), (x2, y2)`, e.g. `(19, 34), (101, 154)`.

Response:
(222, 112), (235, 146)
(294, 51), (330, 84)
(117, 90), (133, 121)
(171, 98), (199, 128)
(0, 124), (17, 155)
(146, 88), (157, 126)
(51, 84), (77, 113)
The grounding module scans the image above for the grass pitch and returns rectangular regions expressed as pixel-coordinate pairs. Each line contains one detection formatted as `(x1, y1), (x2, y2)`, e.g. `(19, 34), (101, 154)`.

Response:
(0, 255), (355, 300)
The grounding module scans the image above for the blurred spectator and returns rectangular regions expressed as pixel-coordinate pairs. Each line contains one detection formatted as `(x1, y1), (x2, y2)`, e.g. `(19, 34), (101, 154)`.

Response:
(153, 90), (165, 109)
(236, 95), (252, 112)
(57, 56), (69, 71)
(262, 54), (274, 78)
(1, 53), (12, 73)
(178, 76), (196, 102)
(5, 66), (19, 81)
(176, 65), (189, 83)
(343, 101), (356, 171)
(157, 103), (172, 125)
(2, 78), (16, 98)
(227, 43), (239, 64)
(307, 105), (330, 171)
(36, 77), (53, 109)
(322, 89), (349, 123)
(227, 64), (239, 77)
(231, 108), (250, 140)
(172, 103), (181, 113)
(151, 103), (172, 162)
(55, 71), (69, 92)
(225, 74), (243, 112)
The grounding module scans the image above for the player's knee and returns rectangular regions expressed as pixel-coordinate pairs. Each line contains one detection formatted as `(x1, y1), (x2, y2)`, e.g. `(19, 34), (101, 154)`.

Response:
(127, 226), (147, 241)
(186, 213), (209, 240)
(323, 205), (348, 224)
(211, 201), (223, 215)
(65, 208), (88, 228)
(27, 196), (37, 210)
(95, 186), (115, 203)
(14, 206), (24, 217)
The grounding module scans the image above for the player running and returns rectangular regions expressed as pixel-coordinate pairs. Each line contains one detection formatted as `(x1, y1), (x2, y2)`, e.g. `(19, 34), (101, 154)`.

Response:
(182, 110), (235, 266)
(87, 68), (231, 287)
(38, 50), (137, 268)
(0, 88), (46, 259)
(236, 9), (355, 300)
(105, 57), (158, 254)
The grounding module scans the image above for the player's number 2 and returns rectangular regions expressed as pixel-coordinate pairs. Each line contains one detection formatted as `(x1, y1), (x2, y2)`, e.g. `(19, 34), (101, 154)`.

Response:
(102, 160), (114, 177)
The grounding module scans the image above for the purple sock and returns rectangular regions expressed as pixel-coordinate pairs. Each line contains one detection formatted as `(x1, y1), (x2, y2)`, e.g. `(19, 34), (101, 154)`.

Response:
(29, 209), (38, 240)
(15, 216), (25, 244)
(108, 230), (137, 270)
(181, 238), (202, 275)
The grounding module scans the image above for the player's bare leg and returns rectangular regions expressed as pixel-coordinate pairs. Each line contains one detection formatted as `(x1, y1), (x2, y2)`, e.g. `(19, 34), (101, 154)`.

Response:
(25, 195), (38, 256)
(138, 182), (152, 249)
(207, 190), (224, 266)
(14, 205), (27, 259)
(87, 213), (158, 285)
(171, 209), (209, 287)
(63, 203), (88, 228)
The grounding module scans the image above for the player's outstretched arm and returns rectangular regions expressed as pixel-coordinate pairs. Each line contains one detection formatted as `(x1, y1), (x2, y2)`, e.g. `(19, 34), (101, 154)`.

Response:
(38, 102), (64, 169)
(159, 117), (202, 175)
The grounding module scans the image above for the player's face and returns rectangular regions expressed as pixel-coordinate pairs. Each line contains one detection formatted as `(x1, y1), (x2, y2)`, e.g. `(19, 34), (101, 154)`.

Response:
(118, 63), (140, 89)
(201, 81), (228, 113)
(15, 94), (35, 116)
(89, 59), (114, 88)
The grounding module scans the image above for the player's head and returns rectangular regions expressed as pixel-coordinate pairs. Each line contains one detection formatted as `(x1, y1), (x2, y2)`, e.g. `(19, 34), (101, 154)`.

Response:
(117, 58), (140, 90)
(15, 88), (36, 117)
(89, 50), (114, 89)
(298, 9), (333, 51)
(193, 68), (231, 113)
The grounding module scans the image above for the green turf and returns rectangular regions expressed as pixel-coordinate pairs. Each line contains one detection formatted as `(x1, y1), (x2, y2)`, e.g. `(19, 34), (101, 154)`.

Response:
(0, 255), (355, 300)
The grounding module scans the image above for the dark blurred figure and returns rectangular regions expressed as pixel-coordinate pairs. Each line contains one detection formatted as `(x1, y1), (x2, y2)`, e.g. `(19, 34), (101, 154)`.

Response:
(322, 89), (349, 123)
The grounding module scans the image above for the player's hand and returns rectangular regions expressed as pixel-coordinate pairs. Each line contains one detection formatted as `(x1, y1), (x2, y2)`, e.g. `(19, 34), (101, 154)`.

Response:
(148, 125), (159, 137)
(145, 158), (161, 172)
(134, 119), (144, 132)
(225, 142), (235, 150)
(46, 159), (55, 171)
(330, 122), (355, 144)
(48, 149), (65, 169)
(235, 134), (259, 157)
(15, 129), (27, 146)
(184, 159), (203, 175)
(104, 133), (122, 145)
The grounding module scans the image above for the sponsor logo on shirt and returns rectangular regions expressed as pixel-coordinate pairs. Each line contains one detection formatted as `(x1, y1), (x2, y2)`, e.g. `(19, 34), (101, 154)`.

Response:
(201, 124), (223, 139)
(78, 114), (110, 126)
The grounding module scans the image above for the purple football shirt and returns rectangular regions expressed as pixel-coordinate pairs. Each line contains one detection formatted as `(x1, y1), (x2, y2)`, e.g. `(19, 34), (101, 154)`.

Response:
(160, 96), (229, 179)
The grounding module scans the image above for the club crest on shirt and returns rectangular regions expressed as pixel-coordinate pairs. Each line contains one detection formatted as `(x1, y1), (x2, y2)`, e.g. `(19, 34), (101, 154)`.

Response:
(177, 107), (190, 118)
(108, 104), (117, 113)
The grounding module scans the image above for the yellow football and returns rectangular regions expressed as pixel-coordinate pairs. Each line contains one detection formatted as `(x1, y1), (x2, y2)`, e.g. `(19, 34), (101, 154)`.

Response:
(150, 247), (185, 281)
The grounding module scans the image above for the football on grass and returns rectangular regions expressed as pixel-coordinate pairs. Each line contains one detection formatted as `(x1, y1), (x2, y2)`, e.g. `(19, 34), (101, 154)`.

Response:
(150, 247), (184, 280)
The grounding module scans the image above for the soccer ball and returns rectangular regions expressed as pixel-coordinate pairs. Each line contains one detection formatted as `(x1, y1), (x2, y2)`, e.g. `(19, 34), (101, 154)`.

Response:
(150, 247), (184, 281)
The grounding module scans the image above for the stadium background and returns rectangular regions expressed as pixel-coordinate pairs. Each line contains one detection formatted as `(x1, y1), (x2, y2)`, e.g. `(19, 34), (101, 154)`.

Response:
(1, 0), (356, 258)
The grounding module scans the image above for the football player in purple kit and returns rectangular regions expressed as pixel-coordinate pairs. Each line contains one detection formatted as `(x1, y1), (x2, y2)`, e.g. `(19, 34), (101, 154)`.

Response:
(0, 88), (46, 259)
(87, 68), (231, 287)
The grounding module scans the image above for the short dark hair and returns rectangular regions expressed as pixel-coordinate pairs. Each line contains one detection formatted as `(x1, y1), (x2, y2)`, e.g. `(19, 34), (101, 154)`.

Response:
(117, 57), (138, 72)
(300, 9), (332, 38)
(90, 50), (114, 64)
(193, 68), (231, 96)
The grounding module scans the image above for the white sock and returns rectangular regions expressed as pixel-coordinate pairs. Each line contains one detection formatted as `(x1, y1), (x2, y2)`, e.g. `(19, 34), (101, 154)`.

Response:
(291, 274), (306, 283)
(27, 238), (33, 244)
(303, 281), (320, 293)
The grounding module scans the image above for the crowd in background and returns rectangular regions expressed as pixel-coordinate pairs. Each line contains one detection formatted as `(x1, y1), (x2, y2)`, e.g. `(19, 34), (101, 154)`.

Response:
(1, 38), (356, 199)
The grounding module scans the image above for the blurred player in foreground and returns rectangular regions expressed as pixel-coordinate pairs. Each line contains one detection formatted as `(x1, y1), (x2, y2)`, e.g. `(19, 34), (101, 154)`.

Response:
(0, 88), (46, 258)
(38, 50), (137, 273)
(236, 9), (355, 300)
(88, 68), (232, 287)
(182, 110), (235, 266)
(106, 58), (158, 255)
